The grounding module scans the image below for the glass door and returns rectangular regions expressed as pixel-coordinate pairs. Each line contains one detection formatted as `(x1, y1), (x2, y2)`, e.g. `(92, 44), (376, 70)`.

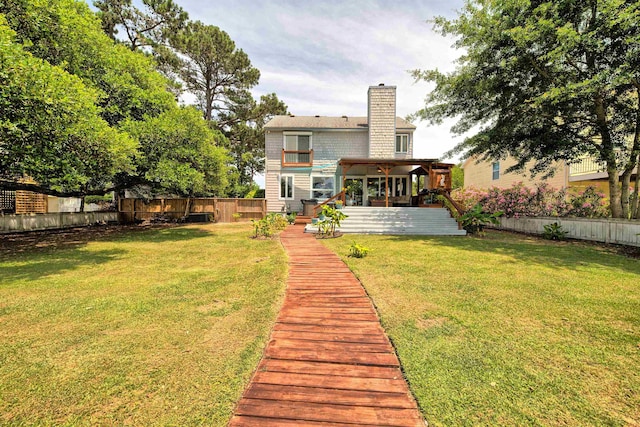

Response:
(344, 178), (364, 206)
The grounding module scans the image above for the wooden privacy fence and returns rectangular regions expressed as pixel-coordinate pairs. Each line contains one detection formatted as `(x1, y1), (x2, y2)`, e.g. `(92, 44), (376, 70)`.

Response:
(118, 198), (266, 223)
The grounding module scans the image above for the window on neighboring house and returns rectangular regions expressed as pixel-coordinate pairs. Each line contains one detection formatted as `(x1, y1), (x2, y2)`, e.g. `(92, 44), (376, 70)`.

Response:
(492, 162), (500, 180)
(283, 133), (312, 164)
(395, 134), (408, 153)
(280, 175), (294, 199)
(311, 176), (334, 201)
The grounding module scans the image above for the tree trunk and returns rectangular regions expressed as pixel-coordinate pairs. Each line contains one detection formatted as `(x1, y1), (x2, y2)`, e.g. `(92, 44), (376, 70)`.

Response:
(621, 171), (632, 219)
(79, 196), (85, 213)
(633, 162), (640, 219)
(594, 95), (623, 218)
(184, 197), (191, 218)
(607, 164), (622, 218)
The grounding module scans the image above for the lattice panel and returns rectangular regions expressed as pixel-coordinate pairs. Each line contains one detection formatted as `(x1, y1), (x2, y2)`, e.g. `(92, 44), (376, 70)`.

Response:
(0, 190), (16, 212)
(15, 191), (47, 214)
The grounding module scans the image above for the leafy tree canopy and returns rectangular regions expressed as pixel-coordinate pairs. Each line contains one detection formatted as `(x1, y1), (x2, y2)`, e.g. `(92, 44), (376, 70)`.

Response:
(0, 16), (136, 196)
(451, 164), (464, 190)
(222, 93), (288, 195)
(171, 20), (260, 122)
(1, 0), (176, 126)
(94, 0), (188, 51)
(413, 0), (640, 218)
(0, 0), (230, 203)
(121, 106), (229, 197)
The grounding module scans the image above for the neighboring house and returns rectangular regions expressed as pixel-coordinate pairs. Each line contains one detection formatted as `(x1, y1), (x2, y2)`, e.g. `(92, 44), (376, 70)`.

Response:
(463, 155), (621, 196)
(264, 84), (455, 213)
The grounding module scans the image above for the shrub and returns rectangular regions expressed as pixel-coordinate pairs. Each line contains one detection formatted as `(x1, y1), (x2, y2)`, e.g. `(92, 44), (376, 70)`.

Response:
(317, 205), (347, 238)
(455, 183), (608, 219)
(542, 222), (569, 240)
(566, 187), (608, 217)
(451, 186), (486, 211)
(251, 213), (287, 238)
(348, 242), (370, 258)
(459, 204), (503, 235)
(286, 212), (297, 224)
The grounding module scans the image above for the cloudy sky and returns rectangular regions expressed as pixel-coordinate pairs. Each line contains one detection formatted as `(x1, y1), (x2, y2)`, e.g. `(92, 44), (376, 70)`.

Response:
(177, 0), (468, 163)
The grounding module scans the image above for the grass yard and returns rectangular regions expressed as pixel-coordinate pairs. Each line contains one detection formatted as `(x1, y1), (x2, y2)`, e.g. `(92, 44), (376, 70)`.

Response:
(0, 223), (287, 426)
(322, 231), (640, 426)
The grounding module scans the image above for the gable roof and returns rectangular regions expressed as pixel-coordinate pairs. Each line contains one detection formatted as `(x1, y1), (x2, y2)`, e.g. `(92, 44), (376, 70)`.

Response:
(265, 115), (416, 131)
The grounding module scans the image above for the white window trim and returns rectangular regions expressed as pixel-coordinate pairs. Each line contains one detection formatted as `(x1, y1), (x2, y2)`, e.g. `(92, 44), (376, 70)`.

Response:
(279, 174), (294, 200)
(310, 175), (335, 202)
(283, 131), (313, 150)
(395, 134), (409, 153)
(492, 162), (500, 180)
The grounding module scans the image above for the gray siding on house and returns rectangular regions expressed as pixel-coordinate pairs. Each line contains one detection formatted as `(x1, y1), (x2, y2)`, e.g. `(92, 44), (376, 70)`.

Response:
(313, 131), (368, 160)
(265, 171), (310, 213)
(393, 133), (413, 159)
(265, 130), (284, 164)
(266, 129), (368, 165)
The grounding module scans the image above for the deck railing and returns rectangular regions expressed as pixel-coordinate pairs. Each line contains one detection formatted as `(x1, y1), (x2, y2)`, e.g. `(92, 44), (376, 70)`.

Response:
(282, 149), (313, 167)
(569, 156), (606, 176)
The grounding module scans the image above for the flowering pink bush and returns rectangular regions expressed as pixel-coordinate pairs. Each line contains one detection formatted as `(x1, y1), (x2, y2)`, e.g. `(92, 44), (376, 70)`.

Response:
(452, 183), (608, 218)
(451, 186), (487, 210)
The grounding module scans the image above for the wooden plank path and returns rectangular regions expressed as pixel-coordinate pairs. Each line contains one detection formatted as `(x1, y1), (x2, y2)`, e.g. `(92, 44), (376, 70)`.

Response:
(229, 225), (425, 426)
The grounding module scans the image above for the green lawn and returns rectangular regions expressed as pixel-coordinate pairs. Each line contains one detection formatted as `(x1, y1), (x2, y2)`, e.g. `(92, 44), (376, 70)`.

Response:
(0, 223), (287, 426)
(322, 231), (640, 426)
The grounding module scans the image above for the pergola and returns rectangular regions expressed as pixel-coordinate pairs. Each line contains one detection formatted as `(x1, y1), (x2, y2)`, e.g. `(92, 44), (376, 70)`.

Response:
(337, 158), (456, 208)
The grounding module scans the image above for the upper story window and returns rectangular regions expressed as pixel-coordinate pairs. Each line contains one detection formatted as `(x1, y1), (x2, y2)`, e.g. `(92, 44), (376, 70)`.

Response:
(283, 132), (313, 165)
(492, 162), (500, 180)
(395, 134), (409, 153)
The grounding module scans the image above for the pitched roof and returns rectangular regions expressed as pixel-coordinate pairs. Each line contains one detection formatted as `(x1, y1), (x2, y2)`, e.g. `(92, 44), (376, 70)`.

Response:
(265, 115), (416, 130)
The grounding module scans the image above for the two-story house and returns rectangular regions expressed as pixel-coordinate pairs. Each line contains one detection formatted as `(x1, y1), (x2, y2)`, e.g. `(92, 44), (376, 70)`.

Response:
(264, 84), (455, 214)
(462, 155), (628, 197)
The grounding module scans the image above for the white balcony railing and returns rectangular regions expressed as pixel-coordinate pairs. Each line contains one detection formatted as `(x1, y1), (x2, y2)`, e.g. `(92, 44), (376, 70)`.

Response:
(569, 156), (606, 176)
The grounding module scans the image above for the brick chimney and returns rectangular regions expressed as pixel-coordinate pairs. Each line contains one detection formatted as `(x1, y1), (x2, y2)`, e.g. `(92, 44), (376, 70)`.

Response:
(367, 84), (396, 158)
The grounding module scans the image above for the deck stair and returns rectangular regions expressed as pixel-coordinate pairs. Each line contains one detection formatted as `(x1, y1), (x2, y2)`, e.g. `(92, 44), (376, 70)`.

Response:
(305, 206), (466, 236)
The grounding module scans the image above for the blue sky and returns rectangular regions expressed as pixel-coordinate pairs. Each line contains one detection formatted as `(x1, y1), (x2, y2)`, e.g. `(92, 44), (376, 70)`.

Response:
(175, 0), (468, 163)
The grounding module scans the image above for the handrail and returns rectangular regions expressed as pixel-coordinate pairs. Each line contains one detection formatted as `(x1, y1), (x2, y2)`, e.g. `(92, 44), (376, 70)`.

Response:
(312, 191), (345, 217)
(437, 189), (466, 218)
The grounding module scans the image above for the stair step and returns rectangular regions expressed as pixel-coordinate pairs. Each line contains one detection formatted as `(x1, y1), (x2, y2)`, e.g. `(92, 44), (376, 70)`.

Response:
(306, 207), (466, 236)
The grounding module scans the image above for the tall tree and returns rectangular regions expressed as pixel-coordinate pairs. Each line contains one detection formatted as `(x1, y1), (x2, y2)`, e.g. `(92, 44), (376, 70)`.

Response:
(121, 106), (229, 197)
(413, 0), (640, 218)
(0, 0), (230, 202)
(171, 20), (260, 122)
(222, 93), (288, 193)
(2, 0), (176, 126)
(93, 0), (187, 51)
(0, 17), (136, 197)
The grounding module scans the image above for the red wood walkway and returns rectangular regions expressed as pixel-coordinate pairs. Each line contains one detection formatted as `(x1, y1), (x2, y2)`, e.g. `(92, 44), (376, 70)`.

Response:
(229, 225), (425, 426)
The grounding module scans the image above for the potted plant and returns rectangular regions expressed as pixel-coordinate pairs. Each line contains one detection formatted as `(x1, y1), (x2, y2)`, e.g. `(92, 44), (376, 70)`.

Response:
(335, 200), (343, 209)
(345, 180), (362, 206)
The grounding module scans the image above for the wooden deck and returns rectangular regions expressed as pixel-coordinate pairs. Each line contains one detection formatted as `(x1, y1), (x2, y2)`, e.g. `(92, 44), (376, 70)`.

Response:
(229, 225), (425, 426)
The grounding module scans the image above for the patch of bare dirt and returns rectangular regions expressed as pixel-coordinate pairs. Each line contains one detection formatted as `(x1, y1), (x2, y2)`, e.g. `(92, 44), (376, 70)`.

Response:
(0, 223), (178, 256)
